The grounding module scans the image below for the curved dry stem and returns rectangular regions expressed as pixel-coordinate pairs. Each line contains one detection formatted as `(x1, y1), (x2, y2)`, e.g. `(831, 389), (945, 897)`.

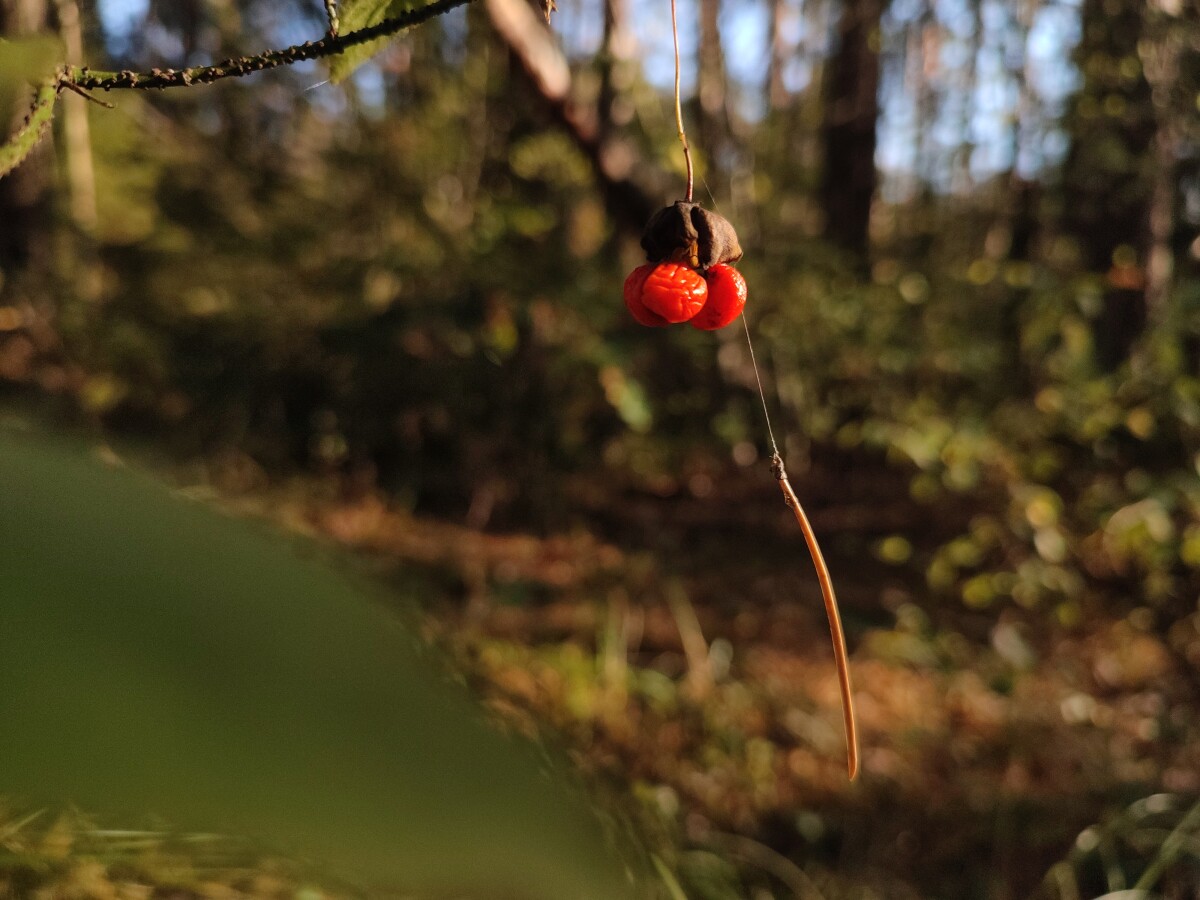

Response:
(773, 454), (859, 780)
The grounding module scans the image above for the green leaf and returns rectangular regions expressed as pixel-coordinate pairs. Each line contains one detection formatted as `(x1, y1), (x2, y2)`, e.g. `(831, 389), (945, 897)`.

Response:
(0, 424), (634, 899)
(328, 0), (419, 84)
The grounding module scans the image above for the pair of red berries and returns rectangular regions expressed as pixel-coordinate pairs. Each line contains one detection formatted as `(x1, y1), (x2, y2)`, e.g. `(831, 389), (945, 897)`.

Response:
(623, 200), (747, 331)
(623, 262), (747, 330)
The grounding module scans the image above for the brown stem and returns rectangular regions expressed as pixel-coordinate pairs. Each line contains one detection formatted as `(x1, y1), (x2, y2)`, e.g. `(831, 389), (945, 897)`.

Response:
(772, 452), (859, 781)
(669, 0), (693, 201)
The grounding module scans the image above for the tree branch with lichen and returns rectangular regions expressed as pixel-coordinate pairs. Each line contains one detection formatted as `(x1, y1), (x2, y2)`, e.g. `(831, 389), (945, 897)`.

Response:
(1, 0), (475, 178)
(0, 81), (57, 179)
(66, 0), (474, 91)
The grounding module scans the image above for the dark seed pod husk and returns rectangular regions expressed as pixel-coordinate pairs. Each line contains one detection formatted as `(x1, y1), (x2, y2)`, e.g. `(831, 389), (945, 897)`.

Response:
(640, 200), (743, 271)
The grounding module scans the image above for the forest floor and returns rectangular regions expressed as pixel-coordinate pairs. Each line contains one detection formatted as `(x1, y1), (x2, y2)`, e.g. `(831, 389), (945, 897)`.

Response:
(4, 446), (1198, 900)
(200, 453), (1200, 900)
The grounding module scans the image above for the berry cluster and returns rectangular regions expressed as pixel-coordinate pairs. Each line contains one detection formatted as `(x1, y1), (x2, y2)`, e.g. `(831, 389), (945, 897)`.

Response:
(623, 262), (747, 330)
(623, 200), (747, 331)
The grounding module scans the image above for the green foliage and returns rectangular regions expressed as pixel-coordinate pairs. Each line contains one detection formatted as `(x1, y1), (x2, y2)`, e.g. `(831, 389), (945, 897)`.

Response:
(11, 4), (1199, 620)
(2, 2), (1200, 896)
(328, 0), (421, 83)
(0, 35), (61, 103)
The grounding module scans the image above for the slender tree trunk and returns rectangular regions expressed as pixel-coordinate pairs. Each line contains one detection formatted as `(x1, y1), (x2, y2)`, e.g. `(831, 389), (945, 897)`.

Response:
(992, 0), (1039, 391)
(766, 0), (788, 110)
(598, 0), (635, 135)
(54, 0), (97, 233)
(993, 177), (1037, 393)
(484, 0), (656, 234)
(951, 0), (980, 195)
(696, 0), (730, 188)
(1143, 125), (1176, 324)
(1138, 11), (1189, 327)
(820, 0), (882, 258)
(1062, 0), (1155, 370)
(905, 2), (935, 259)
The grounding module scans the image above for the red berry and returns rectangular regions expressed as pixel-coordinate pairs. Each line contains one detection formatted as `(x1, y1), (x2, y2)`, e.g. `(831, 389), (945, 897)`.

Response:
(638, 263), (708, 324)
(623, 264), (670, 327)
(690, 264), (747, 331)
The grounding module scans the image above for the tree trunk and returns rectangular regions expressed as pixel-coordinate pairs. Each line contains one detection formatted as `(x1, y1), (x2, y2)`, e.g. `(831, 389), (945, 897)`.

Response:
(484, 0), (657, 234)
(996, 177), (1038, 393)
(992, 0), (1039, 392)
(598, 0), (635, 135)
(1062, 0), (1155, 370)
(53, 0), (97, 233)
(696, 0), (730, 188)
(766, 0), (788, 110)
(1138, 10), (1194, 328)
(820, 0), (882, 259)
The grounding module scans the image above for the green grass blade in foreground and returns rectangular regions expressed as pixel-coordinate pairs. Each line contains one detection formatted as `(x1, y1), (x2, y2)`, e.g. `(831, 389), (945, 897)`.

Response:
(0, 427), (633, 900)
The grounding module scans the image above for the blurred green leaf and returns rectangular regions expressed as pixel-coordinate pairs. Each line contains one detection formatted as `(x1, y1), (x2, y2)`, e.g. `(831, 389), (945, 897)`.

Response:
(0, 36), (62, 178)
(0, 35), (61, 90)
(0, 426), (633, 899)
(328, 0), (418, 83)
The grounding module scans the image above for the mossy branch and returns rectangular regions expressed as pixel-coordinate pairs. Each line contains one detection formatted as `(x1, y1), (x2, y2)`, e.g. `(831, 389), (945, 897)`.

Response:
(0, 81), (57, 179)
(1, 0), (473, 179)
(66, 0), (474, 92)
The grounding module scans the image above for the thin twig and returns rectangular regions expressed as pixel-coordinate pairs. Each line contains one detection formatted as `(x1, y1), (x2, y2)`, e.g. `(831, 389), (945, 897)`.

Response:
(63, 0), (474, 92)
(669, 0), (694, 201)
(61, 80), (114, 108)
(324, 0), (340, 36)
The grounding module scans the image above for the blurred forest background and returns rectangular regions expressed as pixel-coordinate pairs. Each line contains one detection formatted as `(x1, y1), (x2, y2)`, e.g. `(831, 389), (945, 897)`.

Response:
(2, 0), (1200, 895)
